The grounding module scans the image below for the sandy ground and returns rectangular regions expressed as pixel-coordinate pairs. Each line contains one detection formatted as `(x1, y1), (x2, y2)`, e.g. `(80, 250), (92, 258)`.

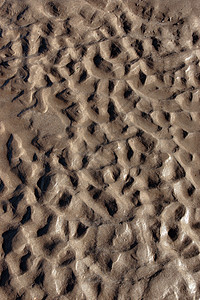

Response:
(0, 0), (200, 299)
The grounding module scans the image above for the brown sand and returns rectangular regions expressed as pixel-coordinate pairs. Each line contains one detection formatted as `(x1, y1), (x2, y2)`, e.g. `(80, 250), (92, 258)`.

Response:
(0, 0), (200, 299)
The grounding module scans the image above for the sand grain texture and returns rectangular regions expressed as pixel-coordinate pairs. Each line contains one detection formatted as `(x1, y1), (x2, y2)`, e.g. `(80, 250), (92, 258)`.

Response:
(0, 0), (200, 299)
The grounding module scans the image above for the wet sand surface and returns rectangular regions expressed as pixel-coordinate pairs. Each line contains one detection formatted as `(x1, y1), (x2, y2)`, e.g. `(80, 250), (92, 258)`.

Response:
(0, 0), (200, 299)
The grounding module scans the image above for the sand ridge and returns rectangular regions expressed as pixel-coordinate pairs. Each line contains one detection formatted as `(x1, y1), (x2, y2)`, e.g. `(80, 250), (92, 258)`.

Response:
(0, 0), (200, 299)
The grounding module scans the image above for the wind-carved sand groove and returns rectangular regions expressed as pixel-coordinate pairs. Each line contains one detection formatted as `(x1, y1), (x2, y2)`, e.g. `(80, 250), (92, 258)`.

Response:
(0, 0), (200, 299)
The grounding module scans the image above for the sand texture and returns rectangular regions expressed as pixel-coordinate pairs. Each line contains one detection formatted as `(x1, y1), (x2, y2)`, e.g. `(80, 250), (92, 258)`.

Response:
(0, 0), (200, 299)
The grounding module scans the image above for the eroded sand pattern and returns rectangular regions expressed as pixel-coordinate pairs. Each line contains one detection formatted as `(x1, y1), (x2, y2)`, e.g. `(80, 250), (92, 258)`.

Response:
(0, 0), (200, 299)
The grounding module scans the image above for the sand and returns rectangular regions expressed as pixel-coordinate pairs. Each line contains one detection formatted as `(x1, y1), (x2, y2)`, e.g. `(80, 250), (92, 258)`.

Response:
(0, 0), (200, 299)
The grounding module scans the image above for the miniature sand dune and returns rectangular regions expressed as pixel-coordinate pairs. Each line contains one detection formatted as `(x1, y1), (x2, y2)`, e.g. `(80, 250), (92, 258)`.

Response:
(0, 0), (200, 299)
